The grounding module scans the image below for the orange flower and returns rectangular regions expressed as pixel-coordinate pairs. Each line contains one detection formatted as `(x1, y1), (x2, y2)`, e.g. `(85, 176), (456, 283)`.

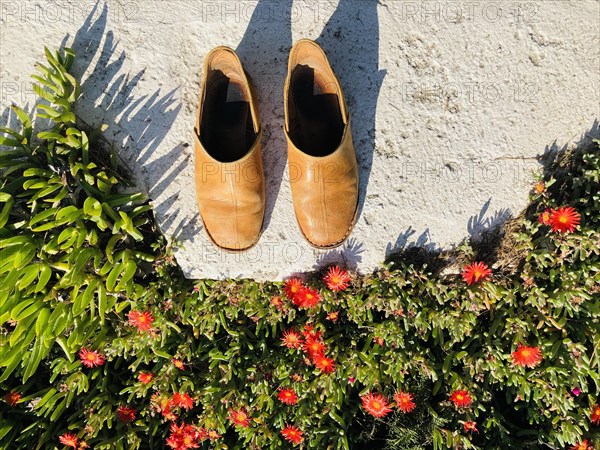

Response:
(58, 433), (78, 448)
(172, 359), (185, 370)
(78, 347), (105, 368)
(538, 208), (553, 225)
(571, 440), (594, 450)
(284, 278), (304, 300)
(326, 311), (340, 322)
(464, 421), (478, 433)
(229, 408), (250, 428)
(281, 329), (303, 349)
(173, 392), (194, 410)
(117, 405), (136, 423)
(590, 404), (600, 426)
(277, 388), (298, 405)
(549, 206), (581, 233)
(127, 310), (155, 331)
(295, 287), (321, 309)
(532, 181), (545, 194)
(281, 425), (303, 445)
(393, 391), (416, 413)
(511, 345), (543, 368)
(166, 422), (201, 449)
(323, 266), (351, 292)
(4, 391), (21, 406)
(138, 372), (154, 384)
(302, 324), (321, 340)
(313, 354), (336, 374)
(449, 390), (473, 408)
(461, 262), (492, 285)
(303, 336), (326, 356)
(361, 393), (392, 418)
(270, 296), (284, 310)
(207, 429), (221, 440)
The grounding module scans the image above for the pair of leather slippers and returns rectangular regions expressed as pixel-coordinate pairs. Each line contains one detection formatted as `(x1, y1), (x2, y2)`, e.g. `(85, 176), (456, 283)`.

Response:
(193, 39), (359, 251)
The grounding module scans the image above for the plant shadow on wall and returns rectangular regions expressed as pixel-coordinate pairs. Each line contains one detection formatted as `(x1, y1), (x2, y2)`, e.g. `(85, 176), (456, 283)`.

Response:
(58, 1), (197, 241)
(317, 0), (386, 220)
(236, 0), (293, 230)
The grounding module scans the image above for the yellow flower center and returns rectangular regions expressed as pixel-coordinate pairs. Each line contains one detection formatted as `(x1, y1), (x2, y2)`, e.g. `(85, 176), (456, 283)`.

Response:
(559, 215), (568, 223)
(521, 349), (530, 357)
(372, 400), (381, 410)
(456, 394), (463, 401)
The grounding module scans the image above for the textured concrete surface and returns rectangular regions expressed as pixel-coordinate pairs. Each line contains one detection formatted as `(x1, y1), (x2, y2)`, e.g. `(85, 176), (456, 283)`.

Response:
(1, 0), (599, 280)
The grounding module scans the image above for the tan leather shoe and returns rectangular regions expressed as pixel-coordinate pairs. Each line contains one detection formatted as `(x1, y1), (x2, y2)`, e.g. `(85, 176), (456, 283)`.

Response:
(284, 39), (359, 249)
(193, 46), (265, 251)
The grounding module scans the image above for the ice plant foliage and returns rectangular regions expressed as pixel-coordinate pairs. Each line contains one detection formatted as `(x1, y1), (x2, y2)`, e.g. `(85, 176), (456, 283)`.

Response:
(127, 310), (154, 331)
(78, 348), (105, 368)
(511, 345), (543, 368)
(361, 393), (393, 418)
(549, 206), (581, 233)
(449, 390), (473, 408)
(281, 425), (303, 445)
(323, 265), (351, 292)
(461, 262), (492, 285)
(393, 391), (416, 413)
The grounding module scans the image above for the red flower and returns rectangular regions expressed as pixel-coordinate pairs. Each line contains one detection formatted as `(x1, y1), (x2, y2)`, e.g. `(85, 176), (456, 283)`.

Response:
(173, 392), (194, 410)
(538, 208), (553, 225)
(361, 393), (393, 418)
(117, 405), (136, 423)
(172, 359), (185, 370)
(302, 324), (321, 340)
(277, 388), (298, 405)
(138, 372), (154, 384)
(449, 390), (473, 408)
(166, 422), (201, 449)
(591, 404), (600, 426)
(281, 425), (303, 445)
(511, 345), (543, 368)
(313, 354), (336, 374)
(323, 266), (351, 292)
(303, 335), (326, 356)
(281, 329), (303, 349)
(549, 206), (581, 233)
(152, 394), (178, 421)
(58, 433), (78, 448)
(393, 391), (416, 413)
(4, 391), (21, 406)
(571, 440), (594, 450)
(229, 408), (250, 428)
(294, 287), (321, 308)
(284, 278), (304, 300)
(464, 421), (478, 433)
(461, 262), (492, 285)
(127, 310), (155, 331)
(78, 347), (105, 368)
(271, 296), (284, 310)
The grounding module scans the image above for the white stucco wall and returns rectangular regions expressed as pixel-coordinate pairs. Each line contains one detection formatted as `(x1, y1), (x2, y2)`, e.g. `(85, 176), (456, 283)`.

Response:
(1, 0), (599, 280)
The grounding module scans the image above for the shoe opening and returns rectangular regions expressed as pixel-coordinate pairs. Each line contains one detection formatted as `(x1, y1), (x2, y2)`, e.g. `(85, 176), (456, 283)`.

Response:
(287, 64), (345, 157)
(200, 69), (257, 163)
